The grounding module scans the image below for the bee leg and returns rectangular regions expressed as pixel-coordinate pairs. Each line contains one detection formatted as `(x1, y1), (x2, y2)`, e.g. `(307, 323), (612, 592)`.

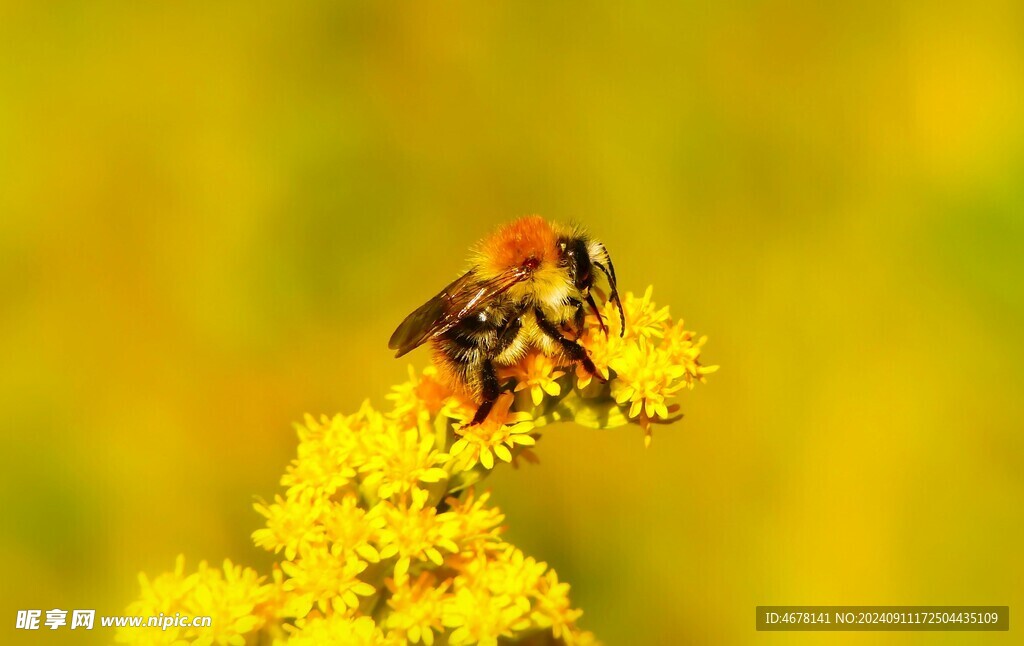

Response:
(494, 312), (524, 354)
(466, 358), (500, 427)
(583, 292), (608, 336)
(463, 310), (526, 428)
(534, 307), (605, 382)
(565, 297), (586, 336)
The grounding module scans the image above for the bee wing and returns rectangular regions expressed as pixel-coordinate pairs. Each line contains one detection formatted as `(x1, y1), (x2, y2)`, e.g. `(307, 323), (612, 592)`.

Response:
(388, 267), (530, 358)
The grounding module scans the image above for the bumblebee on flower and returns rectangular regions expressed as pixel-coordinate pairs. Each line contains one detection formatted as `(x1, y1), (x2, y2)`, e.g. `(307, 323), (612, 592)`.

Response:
(119, 216), (716, 646)
(389, 216), (625, 427)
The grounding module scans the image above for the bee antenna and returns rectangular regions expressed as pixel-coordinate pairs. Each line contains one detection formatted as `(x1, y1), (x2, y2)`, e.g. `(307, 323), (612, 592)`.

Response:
(594, 257), (625, 337)
(598, 244), (624, 337)
(597, 243), (618, 286)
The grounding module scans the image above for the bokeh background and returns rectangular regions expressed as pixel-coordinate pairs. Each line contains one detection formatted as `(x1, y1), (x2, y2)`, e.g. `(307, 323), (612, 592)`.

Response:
(2, 2), (1022, 644)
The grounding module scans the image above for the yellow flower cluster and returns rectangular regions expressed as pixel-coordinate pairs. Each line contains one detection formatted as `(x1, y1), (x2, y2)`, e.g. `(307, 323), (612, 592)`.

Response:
(574, 286), (719, 446)
(119, 288), (713, 645)
(116, 555), (283, 645)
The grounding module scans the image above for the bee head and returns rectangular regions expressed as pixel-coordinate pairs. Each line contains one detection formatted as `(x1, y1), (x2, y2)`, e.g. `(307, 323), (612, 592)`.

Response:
(557, 237), (593, 291)
(561, 235), (626, 338)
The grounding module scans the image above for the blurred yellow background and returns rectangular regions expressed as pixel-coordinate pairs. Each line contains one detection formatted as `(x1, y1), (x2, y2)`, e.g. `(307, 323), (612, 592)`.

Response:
(2, 2), (1022, 644)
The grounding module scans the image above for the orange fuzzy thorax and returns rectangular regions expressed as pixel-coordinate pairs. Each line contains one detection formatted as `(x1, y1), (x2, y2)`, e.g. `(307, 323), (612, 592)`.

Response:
(471, 215), (563, 278)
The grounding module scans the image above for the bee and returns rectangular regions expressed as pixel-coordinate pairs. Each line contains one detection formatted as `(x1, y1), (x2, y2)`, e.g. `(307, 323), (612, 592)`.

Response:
(389, 215), (624, 426)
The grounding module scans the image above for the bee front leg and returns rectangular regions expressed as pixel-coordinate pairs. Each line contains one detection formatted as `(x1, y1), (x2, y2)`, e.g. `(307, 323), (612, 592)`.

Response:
(494, 311), (525, 355)
(565, 297), (586, 336)
(466, 358), (500, 427)
(534, 307), (604, 382)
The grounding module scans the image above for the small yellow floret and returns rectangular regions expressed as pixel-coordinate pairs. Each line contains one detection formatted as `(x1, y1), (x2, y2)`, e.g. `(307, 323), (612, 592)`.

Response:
(252, 489), (327, 561)
(501, 349), (567, 406)
(374, 488), (461, 585)
(360, 423), (449, 500)
(387, 365), (452, 428)
(447, 393), (537, 471)
(280, 549), (375, 617)
(385, 571), (451, 645)
(117, 556), (276, 646)
(285, 615), (393, 646)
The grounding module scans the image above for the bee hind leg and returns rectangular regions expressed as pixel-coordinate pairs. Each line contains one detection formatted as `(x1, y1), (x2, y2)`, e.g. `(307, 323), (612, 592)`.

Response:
(462, 310), (526, 428)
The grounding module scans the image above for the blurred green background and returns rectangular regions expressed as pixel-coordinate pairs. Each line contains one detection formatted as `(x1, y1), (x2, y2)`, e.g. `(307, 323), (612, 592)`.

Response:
(2, 2), (1022, 644)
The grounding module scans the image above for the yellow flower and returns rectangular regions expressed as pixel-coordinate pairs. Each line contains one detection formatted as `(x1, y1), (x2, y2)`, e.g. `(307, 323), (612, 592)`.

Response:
(443, 489), (505, 549)
(385, 571), (451, 645)
(280, 549), (376, 617)
(448, 393), (536, 470)
(567, 629), (603, 645)
(359, 423), (450, 501)
(441, 585), (530, 646)
(252, 489), (327, 561)
(531, 569), (584, 643)
(374, 488), (460, 584)
(437, 388), (480, 423)
(620, 285), (671, 341)
(117, 556), (191, 644)
(661, 319), (720, 386)
(577, 286), (672, 388)
(458, 544), (547, 603)
(188, 559), (274, 645)
(257, 564), (287, 628)
(281, 410), (370, 499)
(125, 553), (190, 611)
(117, 556), (276, 646)
(387, 365), (452, 428)
(501, 349), (567, 406)
(321, 493), (385, 563)
(609, 336), (687, 418)
(574, 289), (642, 388)
(574, 322), (618, 389)
(442, 544), (588, 646)
(609, 336), (688, 446)
(286, 615), (394, 646)
(121, 281), (715, 646)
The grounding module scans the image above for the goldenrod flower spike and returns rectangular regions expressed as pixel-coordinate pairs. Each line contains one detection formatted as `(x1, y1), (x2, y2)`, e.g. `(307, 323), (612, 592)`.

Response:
(119, 286), (714, 645)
